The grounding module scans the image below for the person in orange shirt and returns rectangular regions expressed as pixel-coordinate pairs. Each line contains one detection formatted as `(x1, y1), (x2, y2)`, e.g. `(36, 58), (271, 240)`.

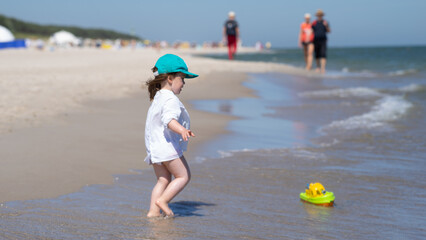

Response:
(298, 13), (314, 70)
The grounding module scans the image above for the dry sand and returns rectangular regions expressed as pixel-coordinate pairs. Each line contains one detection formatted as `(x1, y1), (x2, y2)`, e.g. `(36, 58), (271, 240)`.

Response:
(0, 48), (307, 203)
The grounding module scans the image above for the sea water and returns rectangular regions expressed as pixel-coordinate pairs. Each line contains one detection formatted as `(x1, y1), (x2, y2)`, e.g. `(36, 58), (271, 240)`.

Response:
(1, 46), (425, 239)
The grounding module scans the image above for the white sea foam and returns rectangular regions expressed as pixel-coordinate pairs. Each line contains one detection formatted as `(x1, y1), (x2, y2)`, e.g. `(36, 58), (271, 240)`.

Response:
(288, 148), (326, 160)
(299, 87), (383, 99)
(322, 96), (413, 131)
(388, 69), (417, 76)
(214, 148), (266, 160)
(341, 67), (349, 73)
(218, 150), (234, 158)
(324, 69), (377, 79)
(319, 139), (340, 147)
(398, 84), (425, 93)
(194, 156), (207, 163)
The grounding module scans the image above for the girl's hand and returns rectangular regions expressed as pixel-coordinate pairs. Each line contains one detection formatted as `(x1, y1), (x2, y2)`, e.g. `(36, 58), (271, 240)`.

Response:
(181, 129), (195, 141)
(168, 119), (195, 141)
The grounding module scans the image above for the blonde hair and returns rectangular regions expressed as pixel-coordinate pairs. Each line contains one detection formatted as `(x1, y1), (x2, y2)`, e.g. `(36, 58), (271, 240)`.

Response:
(145, 67), (178, 101)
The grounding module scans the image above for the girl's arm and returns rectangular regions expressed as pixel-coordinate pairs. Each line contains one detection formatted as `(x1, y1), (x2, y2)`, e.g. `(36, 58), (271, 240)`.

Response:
(168, 119), (195, 141)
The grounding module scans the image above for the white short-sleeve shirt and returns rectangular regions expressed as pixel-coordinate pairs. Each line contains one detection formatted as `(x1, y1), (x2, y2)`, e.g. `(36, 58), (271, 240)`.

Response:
(144, 89), (190, 164)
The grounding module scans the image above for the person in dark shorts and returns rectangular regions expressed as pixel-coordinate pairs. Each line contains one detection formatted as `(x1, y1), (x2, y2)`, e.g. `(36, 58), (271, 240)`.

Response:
(223, 11), (239, 60)
(312, 9), (330, 73)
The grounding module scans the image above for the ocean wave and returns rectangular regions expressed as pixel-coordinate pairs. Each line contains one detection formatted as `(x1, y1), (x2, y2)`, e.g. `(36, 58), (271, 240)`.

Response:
(217, 148), (255, 158)
(287, 148), (327, 160)
(388, 69), (417, 76)
(299, 87), (383, 99)
(321, 95), (413, 132)
(328, 68), (419, 79)
(194, 156), (207, 163)
(324, 69), (377, 79)
(328, 68), (418, 78)
(318, 138), (340, 147)
(398, 83), (425, 93)
(214, 147), (327, 162)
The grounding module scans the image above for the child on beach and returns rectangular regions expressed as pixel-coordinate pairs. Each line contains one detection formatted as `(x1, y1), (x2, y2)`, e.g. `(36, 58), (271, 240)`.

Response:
(144, 54), (198, 217)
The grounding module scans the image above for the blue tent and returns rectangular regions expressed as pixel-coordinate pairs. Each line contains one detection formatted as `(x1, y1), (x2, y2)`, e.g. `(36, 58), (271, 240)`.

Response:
(0, 39), (27, 49)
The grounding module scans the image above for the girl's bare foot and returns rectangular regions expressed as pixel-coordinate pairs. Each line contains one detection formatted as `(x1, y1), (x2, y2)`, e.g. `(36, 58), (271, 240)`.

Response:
(147, 211), (162, 218)
(155, 200), (174, 217)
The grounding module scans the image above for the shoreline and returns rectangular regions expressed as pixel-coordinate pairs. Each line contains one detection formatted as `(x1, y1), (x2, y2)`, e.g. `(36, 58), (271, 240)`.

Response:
(0, 47), (314, 135)
(0, 48), (301, 203)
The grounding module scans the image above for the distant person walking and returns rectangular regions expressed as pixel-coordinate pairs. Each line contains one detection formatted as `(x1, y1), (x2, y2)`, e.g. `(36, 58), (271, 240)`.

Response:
(298, 13), (314, 70)
(223, 11), (239, 60)
(312, 9), (330, 74)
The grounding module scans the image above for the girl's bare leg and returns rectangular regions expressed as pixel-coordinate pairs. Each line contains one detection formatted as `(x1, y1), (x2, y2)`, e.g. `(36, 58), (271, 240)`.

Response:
(147, 163), (171, 218)
(155, 156), (191, 217)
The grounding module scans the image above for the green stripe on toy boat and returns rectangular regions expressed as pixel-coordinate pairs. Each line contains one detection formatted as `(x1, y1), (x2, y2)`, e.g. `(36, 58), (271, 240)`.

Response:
(300, 191), (335, 204)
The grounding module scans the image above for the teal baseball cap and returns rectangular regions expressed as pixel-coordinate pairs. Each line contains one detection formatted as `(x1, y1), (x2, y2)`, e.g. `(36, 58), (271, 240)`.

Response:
(155, 54), (198, 78)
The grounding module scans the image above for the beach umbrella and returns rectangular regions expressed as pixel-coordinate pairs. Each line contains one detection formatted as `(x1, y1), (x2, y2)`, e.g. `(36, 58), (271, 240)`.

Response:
(49, 30), (80, 46)
(0, 25), (15, 42)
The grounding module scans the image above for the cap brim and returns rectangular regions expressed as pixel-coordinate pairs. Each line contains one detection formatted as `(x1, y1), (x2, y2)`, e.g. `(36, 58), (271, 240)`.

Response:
(182, 70), (198, 78)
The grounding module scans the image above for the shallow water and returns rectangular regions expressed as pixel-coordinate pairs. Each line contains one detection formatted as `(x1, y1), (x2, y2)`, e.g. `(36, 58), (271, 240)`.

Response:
(1, 49), (426, 239)
(201, 46), (426, 76)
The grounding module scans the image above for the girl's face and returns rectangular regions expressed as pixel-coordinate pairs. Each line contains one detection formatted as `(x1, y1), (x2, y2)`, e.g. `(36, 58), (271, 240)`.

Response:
(170, 73), (186, 95)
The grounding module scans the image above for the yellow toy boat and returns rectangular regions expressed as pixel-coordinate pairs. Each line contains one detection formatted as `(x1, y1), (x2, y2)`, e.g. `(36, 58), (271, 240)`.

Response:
(300, 182), (335, 207)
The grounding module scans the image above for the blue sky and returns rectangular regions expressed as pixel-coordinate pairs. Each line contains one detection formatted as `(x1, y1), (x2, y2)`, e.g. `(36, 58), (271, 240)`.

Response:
(1, 0), (425, 48)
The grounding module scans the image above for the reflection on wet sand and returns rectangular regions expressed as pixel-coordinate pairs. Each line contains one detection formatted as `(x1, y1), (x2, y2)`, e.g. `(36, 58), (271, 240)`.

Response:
(146, 201), (216, 239)
(147, 216), (182, 240)
(218, 101), (233, 114)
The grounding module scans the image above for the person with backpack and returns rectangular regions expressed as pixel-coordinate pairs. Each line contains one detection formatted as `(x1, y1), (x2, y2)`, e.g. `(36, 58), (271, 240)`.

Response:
(223, 11), (239, 60)
(312, 9), (331, 73)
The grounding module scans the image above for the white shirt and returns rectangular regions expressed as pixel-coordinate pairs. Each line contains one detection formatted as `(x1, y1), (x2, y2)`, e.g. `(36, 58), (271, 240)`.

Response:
(144, 89), (190, 164)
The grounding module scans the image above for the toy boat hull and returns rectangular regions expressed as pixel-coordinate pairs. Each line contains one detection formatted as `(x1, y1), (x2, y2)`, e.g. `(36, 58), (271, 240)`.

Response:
(300, 191), (335, 207)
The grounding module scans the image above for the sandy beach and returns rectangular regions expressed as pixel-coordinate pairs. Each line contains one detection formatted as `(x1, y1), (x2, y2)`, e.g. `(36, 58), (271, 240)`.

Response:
(1, 46), (425, 239)
(0, 47), (305, 203)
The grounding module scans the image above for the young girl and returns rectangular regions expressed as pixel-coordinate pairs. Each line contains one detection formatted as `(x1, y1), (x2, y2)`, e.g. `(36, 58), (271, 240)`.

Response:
(144, 54), (198, 217)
